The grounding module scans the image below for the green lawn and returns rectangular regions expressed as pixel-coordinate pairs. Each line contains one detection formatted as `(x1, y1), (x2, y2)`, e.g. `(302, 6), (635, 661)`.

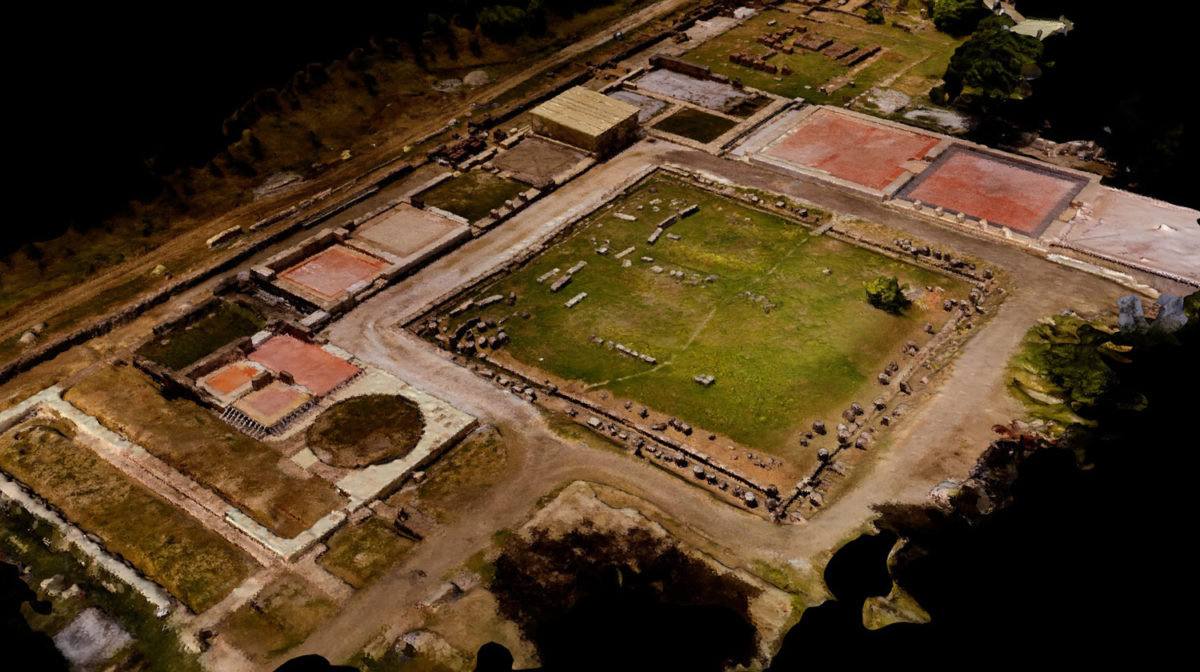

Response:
(416, 171), (529, 223)
(434, 174), (968, 463)
(652, 108), (739, 143)
(0, 417), (258, 613)
(137, 300), (264, 370)
(681, 3), (964, 107)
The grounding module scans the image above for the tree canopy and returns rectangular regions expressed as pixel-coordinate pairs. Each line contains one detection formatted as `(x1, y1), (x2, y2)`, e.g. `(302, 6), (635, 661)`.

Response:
(942, 16), (1045, 105)
(932, 0), (988, 36)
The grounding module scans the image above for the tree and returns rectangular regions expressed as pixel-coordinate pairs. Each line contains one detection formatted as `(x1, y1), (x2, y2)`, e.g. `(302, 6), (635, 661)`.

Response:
(931, 0), (987, 36)
(864, 276), (910, 314)
(478, 6), (529, 43)
(865, 6), (885, 25)
(1029, 322), (1118, 409)
(943, 16), (1044, 106)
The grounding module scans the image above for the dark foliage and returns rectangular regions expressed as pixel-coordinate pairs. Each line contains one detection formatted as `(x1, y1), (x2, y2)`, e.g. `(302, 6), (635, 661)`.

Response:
(943, 16), (1044, 106)
(932, 0), (987, 35)
(489, 523), (759, 671)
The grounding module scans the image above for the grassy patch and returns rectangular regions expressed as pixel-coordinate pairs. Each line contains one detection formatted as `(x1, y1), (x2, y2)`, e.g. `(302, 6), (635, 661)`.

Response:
(0, 273), (162, 367)
(0, 418), (257, 613)
(222, 573), (337, 659)
(409, 427), (511, 522)
(464, 548), (498, 586)
(136, 301), (265, 370)
(727, 94), (773, 118)
(0, 503), (204, 672)
(681, 4), (964, 106)
(544, 411), (626, 456)
(1006, 315), (1118, 427)
(433, 174), (968, 463)
(64, 364), (345, 538)
(652, 108), (738, 143)
(416, 171), (529, 223)
(307, 394), (425, 468)
(0, 220), (178, 325)
(317, 517), (415, 589)
(0, 345), (101, 413)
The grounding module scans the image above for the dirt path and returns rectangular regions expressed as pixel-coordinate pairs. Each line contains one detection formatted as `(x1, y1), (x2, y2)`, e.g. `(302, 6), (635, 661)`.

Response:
(269, 139), (1142, 668)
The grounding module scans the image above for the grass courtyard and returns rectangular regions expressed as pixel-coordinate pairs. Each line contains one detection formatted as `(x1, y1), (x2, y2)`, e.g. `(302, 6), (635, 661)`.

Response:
(307, 394), (425, 468)
(682, 3), (964, 107)
(652, 108), (739, 144)
(415, 171), (529, 223)
(317, 516), (416, 588)
(137, 300), (265, 370)
(435, 174), (968, 463)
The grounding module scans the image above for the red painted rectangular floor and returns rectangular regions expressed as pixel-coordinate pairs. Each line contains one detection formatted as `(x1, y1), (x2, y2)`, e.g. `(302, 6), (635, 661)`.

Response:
(765, 109), (938, 190)
(234, 382), (311, 426)
(903, 149), (1081, 233)
(248, 334), (359, 396)
(278, 244), (387, 300)
(201, 361), (259, 396)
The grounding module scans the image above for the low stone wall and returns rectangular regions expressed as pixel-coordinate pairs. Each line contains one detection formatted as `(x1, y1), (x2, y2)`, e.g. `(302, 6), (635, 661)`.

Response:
(1, 472), (175, 615)
(2, 387), (349, 563)
(131, 356), (217, 410)
(0, 391), (177, 615)
(149, 296), (221, 337)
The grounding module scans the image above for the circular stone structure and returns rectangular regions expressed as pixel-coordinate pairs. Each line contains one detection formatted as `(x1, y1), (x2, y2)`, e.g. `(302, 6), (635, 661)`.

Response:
(307, 394), (425, 468)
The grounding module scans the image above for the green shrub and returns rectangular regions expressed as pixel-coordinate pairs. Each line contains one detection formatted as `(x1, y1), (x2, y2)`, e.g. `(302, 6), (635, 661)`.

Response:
(929, 84), (947, 105)
(864, 276), (910, 314)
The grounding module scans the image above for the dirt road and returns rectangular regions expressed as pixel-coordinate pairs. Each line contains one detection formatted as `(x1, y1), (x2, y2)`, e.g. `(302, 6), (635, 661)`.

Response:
(274, 138), (1140, 667)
